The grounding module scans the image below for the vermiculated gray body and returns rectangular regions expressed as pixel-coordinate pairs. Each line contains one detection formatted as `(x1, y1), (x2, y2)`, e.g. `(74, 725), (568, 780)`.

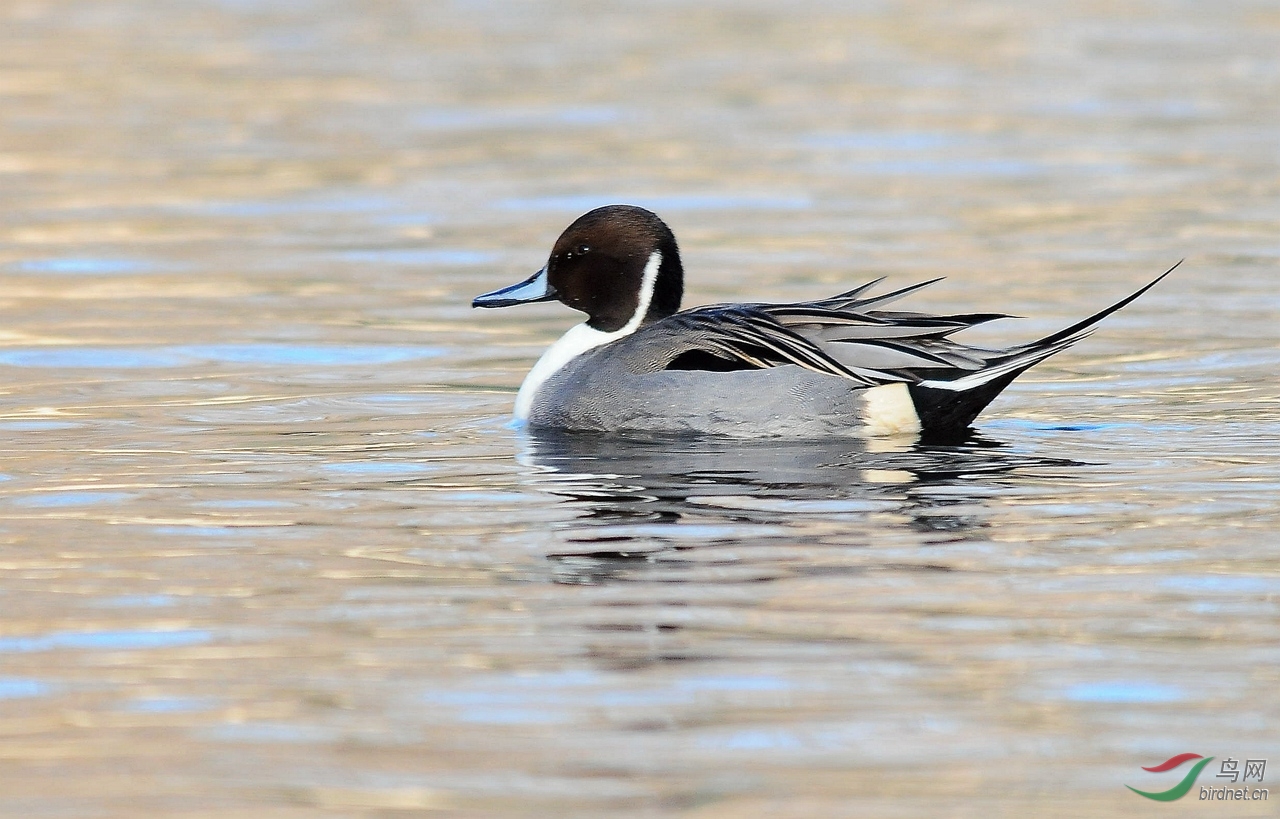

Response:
(527, 341), (866, 437)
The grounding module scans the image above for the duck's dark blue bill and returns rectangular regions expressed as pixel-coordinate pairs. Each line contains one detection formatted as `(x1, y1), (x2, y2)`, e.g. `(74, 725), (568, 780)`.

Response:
(472, 267), (557, 308)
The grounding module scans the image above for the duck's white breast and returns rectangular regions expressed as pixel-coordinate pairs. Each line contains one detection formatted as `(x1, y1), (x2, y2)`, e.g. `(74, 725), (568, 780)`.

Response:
(513, 251), (662, 421)
(514, 323), (621, 420)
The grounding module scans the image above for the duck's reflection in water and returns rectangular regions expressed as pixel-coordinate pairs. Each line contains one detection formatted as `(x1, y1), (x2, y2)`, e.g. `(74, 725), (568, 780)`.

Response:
(516, 429), (1081, 584)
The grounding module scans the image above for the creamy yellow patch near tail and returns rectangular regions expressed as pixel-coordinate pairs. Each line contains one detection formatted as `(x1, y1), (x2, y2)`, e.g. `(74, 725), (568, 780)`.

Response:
(860, 383), (922, 437)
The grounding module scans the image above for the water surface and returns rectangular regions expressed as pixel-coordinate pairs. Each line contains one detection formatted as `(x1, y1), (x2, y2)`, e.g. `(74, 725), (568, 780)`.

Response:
(1, 1), (1278, 816)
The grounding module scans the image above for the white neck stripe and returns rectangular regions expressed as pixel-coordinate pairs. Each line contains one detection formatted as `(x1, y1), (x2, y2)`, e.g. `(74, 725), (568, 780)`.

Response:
(513, 251), (662, 420)
(620, 250), (661, 334)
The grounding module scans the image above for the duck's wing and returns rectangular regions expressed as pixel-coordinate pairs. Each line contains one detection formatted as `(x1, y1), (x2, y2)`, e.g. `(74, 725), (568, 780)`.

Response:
(644, 267), (1176, 389)
(633, 305), (907, 386)
(633, 291), (1023, 383)
(766, 300), (1009, 373)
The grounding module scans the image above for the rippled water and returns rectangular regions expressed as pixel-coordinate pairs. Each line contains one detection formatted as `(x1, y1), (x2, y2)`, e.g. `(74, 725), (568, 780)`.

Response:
(2, 1), (1279, 816)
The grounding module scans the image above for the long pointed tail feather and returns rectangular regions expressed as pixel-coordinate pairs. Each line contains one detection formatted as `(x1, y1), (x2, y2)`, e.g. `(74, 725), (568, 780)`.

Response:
(908, 263), (1178, 437)
(1008, 260), (1180, 351)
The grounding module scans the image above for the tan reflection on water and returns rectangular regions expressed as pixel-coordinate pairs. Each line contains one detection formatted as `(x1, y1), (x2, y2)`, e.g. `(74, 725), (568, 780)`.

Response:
(1, 0), (1279, 816)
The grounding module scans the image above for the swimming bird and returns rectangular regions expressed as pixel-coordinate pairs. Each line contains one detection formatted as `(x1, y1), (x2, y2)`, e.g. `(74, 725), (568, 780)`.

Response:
(473, 205), (1172, 439)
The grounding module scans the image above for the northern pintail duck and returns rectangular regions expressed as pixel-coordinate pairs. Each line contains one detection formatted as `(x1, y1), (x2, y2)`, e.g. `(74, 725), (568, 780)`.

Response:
(474, 205), (1171, 439)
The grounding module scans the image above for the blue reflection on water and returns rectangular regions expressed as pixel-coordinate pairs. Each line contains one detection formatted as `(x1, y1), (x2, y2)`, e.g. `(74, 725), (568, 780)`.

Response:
(801, 131), (965, 150)
(457, 707), (566, 725)
(185, 344), (443, 365)
(1160, 575), (1279, 593)
(13, 491), (137, 507)
(195, 499), (291, 509)
(152, 526), (247, 537)
(197, 195), (395, 217)
(676, 675), (790, 692)
(337, 249), (498, 266)
(94, 595), (178, 608)
(1064, 682), (1184, 703)
(0, 421), (81, 431)
(988, 418), (1132, 433)
(321, 461), (434, 475)
(420, 672), (794, 725)
(0, 344), (443, 369)
(124, 697), (217, 713)
(10, 258), (153, 275)
(795, 131), (1121, 178)
(0, 349), (188, 368)
(0, 629), (212, 653)
(414, 106), (620, 130)
(0, 678), (51, 699)
(500, 194), (812, 212)
(362, 394), (432, 405)
(848, 159), (1042, 177)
